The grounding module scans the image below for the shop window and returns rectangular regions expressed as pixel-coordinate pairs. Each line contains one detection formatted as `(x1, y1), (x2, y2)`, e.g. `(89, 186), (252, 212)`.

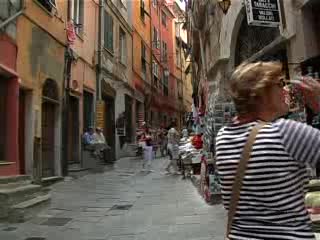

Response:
(71, 0), (84, 35)
(104, 11), (114, 52)
(0, 80), (7, 161)
(36, 0), (56, 13)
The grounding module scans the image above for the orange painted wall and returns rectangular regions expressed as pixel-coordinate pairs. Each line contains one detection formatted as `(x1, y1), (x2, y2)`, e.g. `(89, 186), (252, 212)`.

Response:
(132, 0), (152, 92)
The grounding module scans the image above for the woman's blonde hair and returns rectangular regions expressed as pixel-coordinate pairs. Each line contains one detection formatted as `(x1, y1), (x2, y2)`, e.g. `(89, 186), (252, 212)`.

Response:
(229, 61), (283, 114)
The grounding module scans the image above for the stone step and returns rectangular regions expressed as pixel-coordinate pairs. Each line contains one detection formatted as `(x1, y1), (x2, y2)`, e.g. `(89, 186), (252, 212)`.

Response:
(41, 176), (64, 186)
(0, 175), (31, 185)
(9, 193), (51, 223)
(0, 181), (33, 189)
(0, 184), (50, 206)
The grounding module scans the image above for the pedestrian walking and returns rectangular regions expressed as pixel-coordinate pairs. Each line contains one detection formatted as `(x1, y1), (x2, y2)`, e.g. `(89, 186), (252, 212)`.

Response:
(166, 121), (180, 173)
(141, 127), (153, 171)
(216, 61), (320, 240)
(159, 125), (168, 157)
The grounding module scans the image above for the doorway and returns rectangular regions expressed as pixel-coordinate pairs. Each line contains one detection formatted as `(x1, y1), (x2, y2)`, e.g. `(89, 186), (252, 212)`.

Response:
(0, 78), (7, 161)
(67, 95), (80, 163)
(41, 101), (55, 177)
(104, 97), (115, 162)
(41, 79), (59, 177)
(125, 95), (133, 143)
(19, 89), (26, 174)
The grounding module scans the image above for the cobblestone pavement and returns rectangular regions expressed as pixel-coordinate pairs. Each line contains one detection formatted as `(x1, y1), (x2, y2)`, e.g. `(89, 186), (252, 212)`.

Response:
(0, 156), (226, 240)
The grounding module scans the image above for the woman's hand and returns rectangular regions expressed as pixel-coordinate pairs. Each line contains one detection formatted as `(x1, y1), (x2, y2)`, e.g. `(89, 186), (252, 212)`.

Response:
(291, 77), (320, 113)
(295, 78), (320, 95)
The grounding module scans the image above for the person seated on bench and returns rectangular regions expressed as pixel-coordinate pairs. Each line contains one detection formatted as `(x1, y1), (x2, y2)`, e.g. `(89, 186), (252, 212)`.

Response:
(83, 127), (95, 148)
(93, 127), (111, 162)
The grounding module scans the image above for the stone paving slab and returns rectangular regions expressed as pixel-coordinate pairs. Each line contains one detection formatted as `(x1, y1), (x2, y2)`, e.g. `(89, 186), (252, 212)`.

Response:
(0, 156), (227, 240)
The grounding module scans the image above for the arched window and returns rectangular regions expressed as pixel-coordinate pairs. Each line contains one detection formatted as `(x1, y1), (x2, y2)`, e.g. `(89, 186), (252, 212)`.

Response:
(42, 79), (59, 102)
(235, 17), (280, 66)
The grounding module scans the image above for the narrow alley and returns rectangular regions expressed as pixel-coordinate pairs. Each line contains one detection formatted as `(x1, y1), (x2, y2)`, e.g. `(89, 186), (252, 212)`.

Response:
(0, 157), (226, 240)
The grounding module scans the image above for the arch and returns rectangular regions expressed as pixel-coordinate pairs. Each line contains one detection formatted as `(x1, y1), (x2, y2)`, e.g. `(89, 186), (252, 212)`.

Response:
(102, 80), (116, 98)
(42, 78), (59, 101)
(219, 1), (245, 65)
(234, 16), (280, 66)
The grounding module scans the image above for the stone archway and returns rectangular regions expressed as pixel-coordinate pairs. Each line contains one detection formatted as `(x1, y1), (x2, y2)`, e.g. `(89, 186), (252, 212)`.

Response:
(234, 14), (280, 66)
(41, 79), (59, 177)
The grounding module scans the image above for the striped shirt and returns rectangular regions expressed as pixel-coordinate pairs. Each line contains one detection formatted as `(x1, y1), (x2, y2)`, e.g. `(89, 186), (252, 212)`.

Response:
(216, 118), (319, 240)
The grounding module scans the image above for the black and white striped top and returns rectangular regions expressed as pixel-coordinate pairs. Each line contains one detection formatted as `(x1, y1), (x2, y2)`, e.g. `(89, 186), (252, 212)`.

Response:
(216, 118), (320, 240)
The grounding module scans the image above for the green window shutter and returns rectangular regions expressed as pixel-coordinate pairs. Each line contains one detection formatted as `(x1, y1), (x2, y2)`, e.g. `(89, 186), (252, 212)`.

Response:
(104, 12), (108, 49)
(109, 16), (113, 51)
(104, 12), (113, 52)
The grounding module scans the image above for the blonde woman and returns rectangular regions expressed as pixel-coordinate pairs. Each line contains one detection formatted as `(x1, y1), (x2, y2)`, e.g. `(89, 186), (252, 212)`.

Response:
(216, 61), (320, 240)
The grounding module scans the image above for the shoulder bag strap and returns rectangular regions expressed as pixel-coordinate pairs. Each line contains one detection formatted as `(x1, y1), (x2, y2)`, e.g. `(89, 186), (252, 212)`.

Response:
(226, 122), (267, 239)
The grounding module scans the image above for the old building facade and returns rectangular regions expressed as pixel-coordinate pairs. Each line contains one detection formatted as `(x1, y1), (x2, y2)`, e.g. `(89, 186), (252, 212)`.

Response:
(188, 0), (320, 150)
(16, 0), (68, 178)
(0, 0), (23, 176)
(64, 0), (99, 170)
(97, 0), (134, 160)
(132, 0), (152, 129)
(173, 0), (192, 129)
(150, 0), (178, 128)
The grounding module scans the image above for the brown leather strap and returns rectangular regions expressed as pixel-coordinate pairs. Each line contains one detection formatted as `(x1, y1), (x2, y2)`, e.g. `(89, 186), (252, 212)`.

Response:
(226, 122), (267, 239)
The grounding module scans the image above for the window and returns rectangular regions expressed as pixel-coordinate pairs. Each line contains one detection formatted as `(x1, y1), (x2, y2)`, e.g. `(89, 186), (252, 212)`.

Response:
(152, 27), (160, 49)
(71, 0), (84, 35)
(104, 11), (114, 52)
(119, 28), (127, 64)
(152, 0), (157, 8)
(178, 80), (182, 99)
(152, 61), (159, 87)
(36, 0), (56, 12)
(118, 0), (127, 9)
(175, 23), (180, 37)
(176, 48), (180, 67)
(141, 41), (147, 76)
(163, 72), (169, 96)
(162, 41), (167, 62)
(140, 0), (145, 21)
(161, 10), (167, 27)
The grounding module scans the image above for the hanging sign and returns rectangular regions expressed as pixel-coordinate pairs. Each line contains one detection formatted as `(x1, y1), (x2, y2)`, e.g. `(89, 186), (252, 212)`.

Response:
(244, 0), (282, 27)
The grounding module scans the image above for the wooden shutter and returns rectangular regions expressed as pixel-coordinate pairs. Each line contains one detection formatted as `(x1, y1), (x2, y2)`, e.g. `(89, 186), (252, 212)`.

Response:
(104, 12), (113, 51)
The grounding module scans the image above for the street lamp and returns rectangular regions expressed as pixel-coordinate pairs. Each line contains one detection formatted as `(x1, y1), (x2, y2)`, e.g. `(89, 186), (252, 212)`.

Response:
(218, 0), (231, 14)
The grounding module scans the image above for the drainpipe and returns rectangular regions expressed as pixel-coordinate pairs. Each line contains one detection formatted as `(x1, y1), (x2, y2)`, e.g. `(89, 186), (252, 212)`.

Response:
(97, 0), (104, 102)
(62, 0), (73, 176)
(0, 0), (25, 30)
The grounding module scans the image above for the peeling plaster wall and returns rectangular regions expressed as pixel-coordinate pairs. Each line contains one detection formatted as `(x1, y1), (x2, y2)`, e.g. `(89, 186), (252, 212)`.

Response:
(16, 0), (66, 177)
